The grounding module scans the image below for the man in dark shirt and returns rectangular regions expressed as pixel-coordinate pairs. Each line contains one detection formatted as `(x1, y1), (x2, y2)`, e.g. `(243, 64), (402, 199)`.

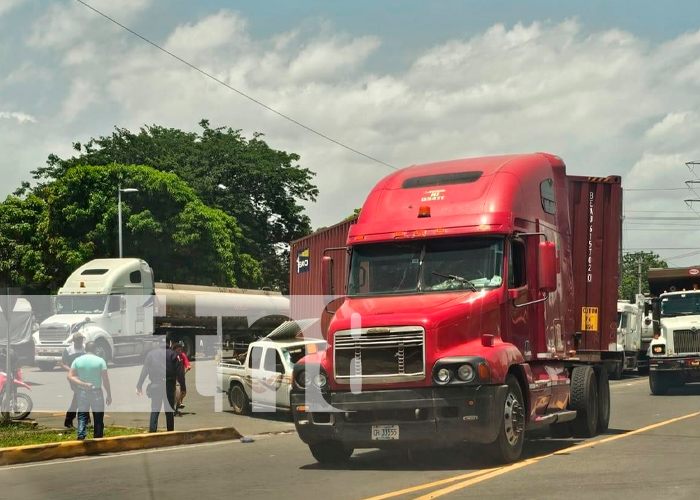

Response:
(60, 332), (87, 429)
(136, 335), (186, 432)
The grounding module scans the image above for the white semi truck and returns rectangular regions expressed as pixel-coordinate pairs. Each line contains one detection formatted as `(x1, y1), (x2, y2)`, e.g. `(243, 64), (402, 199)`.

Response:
(614, 294), (653, 378)
(647, 267), (700, 395)
(33, 258), (290, 370)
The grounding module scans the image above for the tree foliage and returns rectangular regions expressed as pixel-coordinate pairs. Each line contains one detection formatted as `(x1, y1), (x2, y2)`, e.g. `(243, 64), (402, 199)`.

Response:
(1, 164), (260, 290)
(618, 251), (668, 302)
(31, 120), (318, 292)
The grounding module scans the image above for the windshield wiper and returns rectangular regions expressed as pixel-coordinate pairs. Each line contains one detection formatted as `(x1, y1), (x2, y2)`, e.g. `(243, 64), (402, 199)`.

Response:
(431, 272), (478, 292)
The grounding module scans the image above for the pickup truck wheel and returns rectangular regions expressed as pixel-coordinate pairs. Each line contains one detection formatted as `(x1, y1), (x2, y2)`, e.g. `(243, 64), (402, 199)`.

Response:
(570, 366), (599, 438)
(309, 441), (353, 465)
(229, 384), (250, 415)
(649, 372), (669, 395)
(36, 362), (55, 372)
(596, 368), (610, 433)
(487, 375), (525, 463)
(180, 336), (195, 359)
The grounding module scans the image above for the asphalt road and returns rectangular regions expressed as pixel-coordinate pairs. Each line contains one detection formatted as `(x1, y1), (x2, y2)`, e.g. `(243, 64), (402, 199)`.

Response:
(3, 375), (700, 500)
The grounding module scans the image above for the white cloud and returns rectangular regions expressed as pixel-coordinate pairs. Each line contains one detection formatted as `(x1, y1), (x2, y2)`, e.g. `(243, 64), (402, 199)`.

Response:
(9, 12), (700, 265)
(0, 0), (28, 17)
(0, 111), (37, 123)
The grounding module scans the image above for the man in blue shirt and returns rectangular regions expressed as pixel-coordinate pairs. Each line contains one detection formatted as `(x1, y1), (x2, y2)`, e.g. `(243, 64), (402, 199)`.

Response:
(60, 332), (87, 429)
(68, 341), (113, 440)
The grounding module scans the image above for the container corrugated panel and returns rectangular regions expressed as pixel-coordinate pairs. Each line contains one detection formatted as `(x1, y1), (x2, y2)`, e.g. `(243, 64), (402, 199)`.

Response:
(289, 218), (356, 337)
(567, 175), (622, 352)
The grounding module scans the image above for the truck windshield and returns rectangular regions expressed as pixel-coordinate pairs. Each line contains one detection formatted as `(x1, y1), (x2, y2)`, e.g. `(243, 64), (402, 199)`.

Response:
(660, 294), (700, 317)
(348, 237), (504, 296)
(55, 295), (108, 315)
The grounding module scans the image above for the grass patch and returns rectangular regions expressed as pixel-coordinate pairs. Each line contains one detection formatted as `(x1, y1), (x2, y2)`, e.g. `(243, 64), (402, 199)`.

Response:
(0, 422), (147, 448)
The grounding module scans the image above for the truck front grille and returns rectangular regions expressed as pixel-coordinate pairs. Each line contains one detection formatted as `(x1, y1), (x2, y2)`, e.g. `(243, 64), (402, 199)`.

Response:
(673, 330), (700, 355)
(39, 327), (69, 343)
(333, 326), (425, 385)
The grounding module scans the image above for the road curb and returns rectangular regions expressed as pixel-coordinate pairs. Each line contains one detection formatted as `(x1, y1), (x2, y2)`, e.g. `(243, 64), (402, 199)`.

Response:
(0, 426), (242, 466)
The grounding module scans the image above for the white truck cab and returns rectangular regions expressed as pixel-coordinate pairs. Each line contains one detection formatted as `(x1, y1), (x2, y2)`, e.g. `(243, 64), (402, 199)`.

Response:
(648, 289), (700, 394)
(33, 259), (156, 370)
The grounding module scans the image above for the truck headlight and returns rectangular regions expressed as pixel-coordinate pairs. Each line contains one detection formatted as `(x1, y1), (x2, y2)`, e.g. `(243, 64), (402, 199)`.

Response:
(652, 345), (665, 355)
(313, 373), (328, 389)
(457, 364), (475, 382)
(436, 368), (451, 384)
(295, 369), (313, 389)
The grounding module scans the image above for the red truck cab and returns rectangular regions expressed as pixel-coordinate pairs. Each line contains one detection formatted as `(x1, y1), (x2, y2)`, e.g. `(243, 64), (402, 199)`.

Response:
(292, 153), (621, 464)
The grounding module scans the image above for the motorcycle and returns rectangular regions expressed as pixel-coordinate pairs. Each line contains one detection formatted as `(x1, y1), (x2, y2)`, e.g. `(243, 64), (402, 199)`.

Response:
(0, 369), (33, 420)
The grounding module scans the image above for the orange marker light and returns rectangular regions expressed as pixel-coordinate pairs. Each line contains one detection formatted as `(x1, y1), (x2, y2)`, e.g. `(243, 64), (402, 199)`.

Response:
(418, 206), (431, 218)
(477, 363), (490, 381)
(414, 229), (426, 237)
(306, 343), (318, 355)
(435, 228), (446, 234)
(355, 235), (365, 241)
(394, 231), (406, 238)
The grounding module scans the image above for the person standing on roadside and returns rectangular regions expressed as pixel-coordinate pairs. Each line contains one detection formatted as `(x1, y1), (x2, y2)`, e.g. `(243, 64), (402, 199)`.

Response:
(172, 342), (191, 413)
(67, 341), (112, 440)
(60, 332), (87, 429)
(135, 335), (185, 432)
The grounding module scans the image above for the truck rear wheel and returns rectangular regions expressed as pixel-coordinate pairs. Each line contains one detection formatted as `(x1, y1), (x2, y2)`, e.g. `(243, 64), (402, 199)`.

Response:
(309, 441), (353, 465)
(649, 372), (669, 395)
(180, 336), (195, 359)
(487, 375), (525, 463)
(229, 384), (250, 415)
(596, 368), (610, 433)
(570, 366), (599, 438)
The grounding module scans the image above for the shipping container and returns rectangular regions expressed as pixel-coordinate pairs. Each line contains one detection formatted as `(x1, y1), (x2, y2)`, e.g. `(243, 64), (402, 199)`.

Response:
(289, 218), (356, 337)
(567, 175), (623, 352)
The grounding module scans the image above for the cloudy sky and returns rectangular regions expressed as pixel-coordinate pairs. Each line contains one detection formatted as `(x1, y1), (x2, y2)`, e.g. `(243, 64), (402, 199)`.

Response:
(2, 1), (700, 265)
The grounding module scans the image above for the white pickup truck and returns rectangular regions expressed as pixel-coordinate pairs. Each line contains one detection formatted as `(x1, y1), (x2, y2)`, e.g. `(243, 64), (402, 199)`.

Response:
(218, 321), (327, 414)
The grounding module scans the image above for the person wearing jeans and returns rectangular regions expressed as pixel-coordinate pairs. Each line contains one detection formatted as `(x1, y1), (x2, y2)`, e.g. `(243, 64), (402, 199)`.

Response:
(68, 341), (112, 440)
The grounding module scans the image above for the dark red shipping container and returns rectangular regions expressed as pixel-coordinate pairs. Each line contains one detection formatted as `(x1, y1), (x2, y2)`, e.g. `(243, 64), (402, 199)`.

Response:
(567, 175), (622, 353)
(289, 218), (356, 337)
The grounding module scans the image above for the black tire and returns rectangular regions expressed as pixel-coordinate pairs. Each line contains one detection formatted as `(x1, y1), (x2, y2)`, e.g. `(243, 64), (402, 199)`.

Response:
(637, 365), (649, 376)
(228, 384), (250, 415)
(649, 372), (669, 395)
(2, 393), (33, 420)
(487, 375), (525, 463)
(180, 336), (195, 359)
(36, 362), (55, 372)
(611, 358), (623, 380)
(596, 368), (610, 433)
(94, 339), (112, 362)
(309, 441), (353, 465)
(570, 366), (599, 438)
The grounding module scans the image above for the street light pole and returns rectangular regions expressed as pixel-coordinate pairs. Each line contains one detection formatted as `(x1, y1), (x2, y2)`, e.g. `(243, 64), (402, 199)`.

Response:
(118, 185), (139, 259)
(118, 184), (123, 258)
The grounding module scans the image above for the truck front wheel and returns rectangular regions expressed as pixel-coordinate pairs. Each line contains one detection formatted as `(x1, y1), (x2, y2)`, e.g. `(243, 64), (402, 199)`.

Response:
(570, 366), (599, 438)
(309, 441), (353, 465)
(649, 372), (669, 395)
(94, 339), (112, 363)
(36, 362), (55, 372)
(229, 384), (250, 415)
(487, 375), (525, 463)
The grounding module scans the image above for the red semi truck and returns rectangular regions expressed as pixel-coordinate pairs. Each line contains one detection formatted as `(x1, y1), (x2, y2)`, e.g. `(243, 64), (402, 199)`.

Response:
(291, 153), (622, 464)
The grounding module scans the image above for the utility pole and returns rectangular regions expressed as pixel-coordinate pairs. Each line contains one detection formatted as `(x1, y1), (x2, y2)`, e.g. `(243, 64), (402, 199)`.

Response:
(638, 258), (643, 296)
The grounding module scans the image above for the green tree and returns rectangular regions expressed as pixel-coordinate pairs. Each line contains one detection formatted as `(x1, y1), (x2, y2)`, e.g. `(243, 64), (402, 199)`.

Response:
(618, 251), (668, 302)
(31, 120), (318, 292)
(1, 164), (260, 289)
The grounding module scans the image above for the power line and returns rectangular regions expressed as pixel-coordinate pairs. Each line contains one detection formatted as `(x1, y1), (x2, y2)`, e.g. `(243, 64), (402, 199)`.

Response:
(624, 216), (700, 220)
(74, 0), (398, 172)
(625, 188), (690, 191)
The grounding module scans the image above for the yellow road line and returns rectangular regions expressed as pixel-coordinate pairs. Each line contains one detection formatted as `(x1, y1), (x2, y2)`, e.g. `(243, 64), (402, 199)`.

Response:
(360, 411), (700, 500)
(360, 468), (501, 500)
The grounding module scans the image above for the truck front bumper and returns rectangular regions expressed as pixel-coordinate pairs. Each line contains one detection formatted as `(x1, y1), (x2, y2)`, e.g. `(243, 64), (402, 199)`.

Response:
(291, 385), (508, 449)
(650, 356), (700, 381)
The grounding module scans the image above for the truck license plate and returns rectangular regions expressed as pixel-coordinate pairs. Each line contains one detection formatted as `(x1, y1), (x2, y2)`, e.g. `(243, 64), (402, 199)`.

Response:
(372, 425), (399, 441)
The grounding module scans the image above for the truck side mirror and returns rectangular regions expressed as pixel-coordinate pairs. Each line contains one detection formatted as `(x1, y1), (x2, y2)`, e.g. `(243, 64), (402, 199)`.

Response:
(538, 241), (557, 293)
(51, 296), (57, 315)
(321, 256), (335, 306)
(120, 296), (127, 314)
